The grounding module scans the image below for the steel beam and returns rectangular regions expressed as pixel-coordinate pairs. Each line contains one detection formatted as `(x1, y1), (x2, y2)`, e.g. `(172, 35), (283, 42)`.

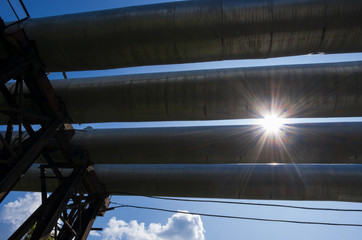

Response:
(8, 0), (362, 71)
(9, 167), (86, 240)
(0, 120), (61, 202)
(2, 16), (109, 239)
(58, 196), (108, 240)
(9, 162), (109, 240)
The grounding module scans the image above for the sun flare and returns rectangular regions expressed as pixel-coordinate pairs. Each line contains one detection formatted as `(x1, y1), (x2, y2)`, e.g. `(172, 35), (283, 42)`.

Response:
(261, 114), (284, 134)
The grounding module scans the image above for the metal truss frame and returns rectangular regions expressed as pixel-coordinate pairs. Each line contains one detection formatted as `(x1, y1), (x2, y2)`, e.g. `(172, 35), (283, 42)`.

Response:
(0, 16), (109, 240)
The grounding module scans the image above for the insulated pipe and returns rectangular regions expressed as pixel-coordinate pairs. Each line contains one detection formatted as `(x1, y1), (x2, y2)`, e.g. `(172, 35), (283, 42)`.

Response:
(44, 122), (362, 164)
(10, 0), (362, 71)
(2, 61), (362, 123)
(15, 164), (362, 202)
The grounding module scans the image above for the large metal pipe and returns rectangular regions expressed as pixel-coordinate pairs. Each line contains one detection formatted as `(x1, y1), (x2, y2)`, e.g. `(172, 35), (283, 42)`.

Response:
(2, 61), (362, 123)
(42, 122), (362, 164)
(9, 0), (362, 71)
(14, 164), (362, 202)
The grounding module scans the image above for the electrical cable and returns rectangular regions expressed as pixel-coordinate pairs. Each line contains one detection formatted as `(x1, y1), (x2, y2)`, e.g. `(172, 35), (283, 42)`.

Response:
(114, 192), (362, 212)
(108, 203), (362, 227)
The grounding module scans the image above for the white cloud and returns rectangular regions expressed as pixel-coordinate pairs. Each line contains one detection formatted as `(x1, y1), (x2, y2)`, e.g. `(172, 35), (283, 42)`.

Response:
(0, 194), (205, 240)
(90, 230), (102, 237)
(0, 192), (42, 230)
(102, 211), (205, 240)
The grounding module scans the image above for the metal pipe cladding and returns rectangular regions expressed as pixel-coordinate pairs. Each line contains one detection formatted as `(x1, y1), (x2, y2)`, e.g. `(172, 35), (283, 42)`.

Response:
(42, 122), (362, 164)
(8, 0), (362, 71)
(1, 61), (362, 123)
(15, 164), (362, 202)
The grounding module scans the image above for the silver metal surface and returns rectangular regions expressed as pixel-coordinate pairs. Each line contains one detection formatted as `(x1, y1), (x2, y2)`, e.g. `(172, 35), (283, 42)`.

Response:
(1, 61), (362, 123)
(44, 122), (362, 164)
(15, 164), (362, 202)
(11, 0), (362, 71)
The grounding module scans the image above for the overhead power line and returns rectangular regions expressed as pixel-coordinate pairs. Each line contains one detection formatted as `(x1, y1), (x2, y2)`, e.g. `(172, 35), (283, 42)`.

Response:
(115, 192), (362, 212)
(108, 203), (362, 227)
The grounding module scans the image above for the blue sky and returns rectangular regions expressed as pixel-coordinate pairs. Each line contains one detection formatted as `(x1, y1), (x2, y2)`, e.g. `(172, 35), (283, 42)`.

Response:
(1, 0), (362, 239)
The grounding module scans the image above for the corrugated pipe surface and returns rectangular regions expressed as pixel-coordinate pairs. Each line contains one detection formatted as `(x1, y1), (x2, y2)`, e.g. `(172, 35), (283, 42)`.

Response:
(40, 122), (362, 164)
(1, 61), (362, 123)
(10, 0), (362, 71)
(15, 164), (362, 202)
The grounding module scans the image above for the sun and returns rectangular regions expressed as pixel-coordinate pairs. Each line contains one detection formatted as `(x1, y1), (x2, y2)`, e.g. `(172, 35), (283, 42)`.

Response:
(261, 114), (284, 134)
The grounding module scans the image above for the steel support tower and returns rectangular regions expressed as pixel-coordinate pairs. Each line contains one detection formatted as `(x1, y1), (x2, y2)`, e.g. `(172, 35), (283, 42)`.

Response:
(0, 4), (109, 238)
